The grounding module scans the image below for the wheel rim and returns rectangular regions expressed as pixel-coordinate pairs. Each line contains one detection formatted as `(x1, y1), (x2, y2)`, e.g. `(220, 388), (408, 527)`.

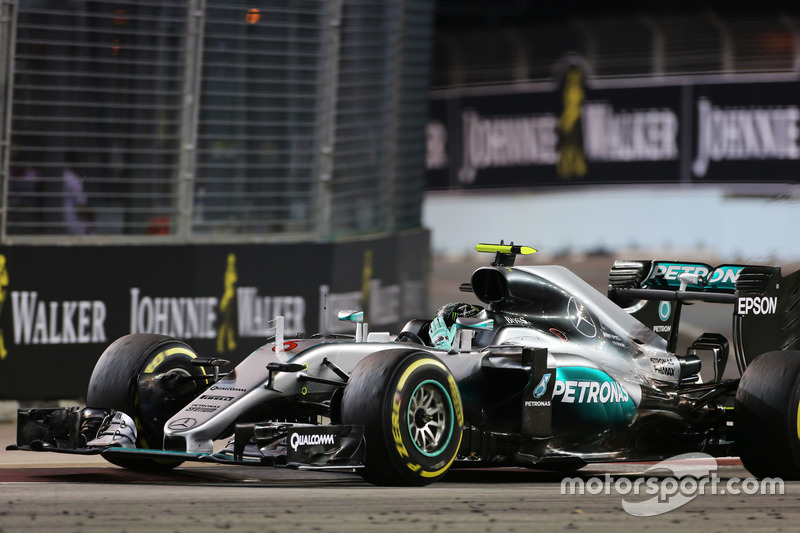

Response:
(136, 361), (206, 450)
(407, 380), (453, 457)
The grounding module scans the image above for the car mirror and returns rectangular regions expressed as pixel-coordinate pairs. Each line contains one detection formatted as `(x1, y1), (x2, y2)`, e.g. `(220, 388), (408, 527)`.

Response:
(337, 310), (364, 323)
(455, 317), (494, 331)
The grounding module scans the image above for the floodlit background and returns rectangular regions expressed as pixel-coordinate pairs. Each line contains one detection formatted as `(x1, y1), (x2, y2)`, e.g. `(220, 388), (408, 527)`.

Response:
(1, 0), (800, 401)
(424, 1), (800, 262)
(0, 1), (797, 257)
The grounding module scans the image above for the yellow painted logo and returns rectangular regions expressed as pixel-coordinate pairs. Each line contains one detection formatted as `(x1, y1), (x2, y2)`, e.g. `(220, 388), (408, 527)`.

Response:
(361, 249), (373, 319)
(216, 253), (237, 354)
(0, 255), (8, 360)
(556, 65), (587, 179)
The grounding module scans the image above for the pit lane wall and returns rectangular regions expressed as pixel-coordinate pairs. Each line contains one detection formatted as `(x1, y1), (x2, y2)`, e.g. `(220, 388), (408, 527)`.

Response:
(0, 230), (429, 400)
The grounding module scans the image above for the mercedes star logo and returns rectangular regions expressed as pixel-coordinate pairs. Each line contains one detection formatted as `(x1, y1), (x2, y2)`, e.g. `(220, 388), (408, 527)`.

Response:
(168, 417), (197, 430)
(567, 297), (597, 338)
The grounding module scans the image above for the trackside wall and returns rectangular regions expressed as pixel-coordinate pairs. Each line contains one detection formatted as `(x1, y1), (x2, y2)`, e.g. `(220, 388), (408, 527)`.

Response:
(0, 230), (429, 400)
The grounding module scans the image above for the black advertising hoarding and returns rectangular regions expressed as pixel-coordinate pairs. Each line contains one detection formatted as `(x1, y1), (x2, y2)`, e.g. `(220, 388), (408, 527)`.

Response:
(0, 230), (429, 400)
(690, 80), (800, 183)
(427, 65), (800, 189)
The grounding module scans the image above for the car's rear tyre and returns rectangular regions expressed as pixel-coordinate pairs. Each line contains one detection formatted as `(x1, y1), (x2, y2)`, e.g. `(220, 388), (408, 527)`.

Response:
(341, 350), (463, 486)
(86, 334), (208, 470)
(735, 350), (800, 479)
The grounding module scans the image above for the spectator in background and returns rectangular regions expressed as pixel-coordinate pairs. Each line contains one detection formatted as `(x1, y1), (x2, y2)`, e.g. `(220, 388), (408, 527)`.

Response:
(7, 143), (42, 233)
(63, 151), (93, 234)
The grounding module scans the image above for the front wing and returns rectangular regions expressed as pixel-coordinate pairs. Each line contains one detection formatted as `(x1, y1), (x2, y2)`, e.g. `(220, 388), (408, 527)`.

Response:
(7, 407), (365, 470)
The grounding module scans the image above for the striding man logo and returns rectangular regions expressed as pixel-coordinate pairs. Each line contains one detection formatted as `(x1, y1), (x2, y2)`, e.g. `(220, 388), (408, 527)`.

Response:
(556, 64), (587, 179)
(216, 253), (238, 354)
(0, 255), (7, 359)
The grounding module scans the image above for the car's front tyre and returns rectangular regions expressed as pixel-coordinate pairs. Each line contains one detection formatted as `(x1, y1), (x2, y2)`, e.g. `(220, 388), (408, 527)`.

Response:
(341, 349), (463, 486)
(86, 334), (208, 470)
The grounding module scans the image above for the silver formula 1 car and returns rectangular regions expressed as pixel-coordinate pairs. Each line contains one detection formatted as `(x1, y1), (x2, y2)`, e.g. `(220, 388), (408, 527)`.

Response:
(9, 243), (800, 485)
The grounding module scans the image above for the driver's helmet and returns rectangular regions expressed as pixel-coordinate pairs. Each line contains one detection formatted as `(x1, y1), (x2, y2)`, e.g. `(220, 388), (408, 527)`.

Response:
(428, 302), (487, 350)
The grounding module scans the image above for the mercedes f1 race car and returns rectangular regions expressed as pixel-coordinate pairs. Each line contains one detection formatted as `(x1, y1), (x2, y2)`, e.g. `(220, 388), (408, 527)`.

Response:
(9, 243), (800, 485)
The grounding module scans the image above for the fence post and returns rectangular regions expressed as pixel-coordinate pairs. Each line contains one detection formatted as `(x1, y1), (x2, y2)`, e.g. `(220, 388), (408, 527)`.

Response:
(0, 0), (18, 243)
(385, 0), (403, 234)
(315, 0), (343, 241)
(175, 0), (206, 240)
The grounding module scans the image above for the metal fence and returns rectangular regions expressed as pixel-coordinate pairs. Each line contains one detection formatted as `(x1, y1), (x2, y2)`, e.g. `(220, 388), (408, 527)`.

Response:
(432, 9), (800, 88)
(0, 0), (434, 242)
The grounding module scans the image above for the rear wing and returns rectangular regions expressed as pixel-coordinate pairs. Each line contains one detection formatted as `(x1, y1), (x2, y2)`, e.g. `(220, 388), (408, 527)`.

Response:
(610, 261), (742, 298)
(608, 260), (800, 372)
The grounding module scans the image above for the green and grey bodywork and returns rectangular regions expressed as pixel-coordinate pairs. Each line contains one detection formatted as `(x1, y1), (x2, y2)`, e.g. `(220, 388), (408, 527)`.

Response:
(12, 246), (800, 473)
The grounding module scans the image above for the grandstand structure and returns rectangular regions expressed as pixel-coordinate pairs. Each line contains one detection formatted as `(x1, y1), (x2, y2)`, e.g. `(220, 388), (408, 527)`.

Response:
(432, 2), (800, 88)
(0, 0), (433, 242)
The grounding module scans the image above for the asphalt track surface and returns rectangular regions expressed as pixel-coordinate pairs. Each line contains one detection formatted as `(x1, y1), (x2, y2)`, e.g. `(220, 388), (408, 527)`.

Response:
(3, 255), (799, 532)
(1, 434), (798, 533)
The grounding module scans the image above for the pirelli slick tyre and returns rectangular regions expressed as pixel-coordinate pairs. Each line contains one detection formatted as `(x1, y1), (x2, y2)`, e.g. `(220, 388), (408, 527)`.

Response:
(341, 350), (463, 486)
(735, 350), (800, 479)
(86, 334), (207, 471)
